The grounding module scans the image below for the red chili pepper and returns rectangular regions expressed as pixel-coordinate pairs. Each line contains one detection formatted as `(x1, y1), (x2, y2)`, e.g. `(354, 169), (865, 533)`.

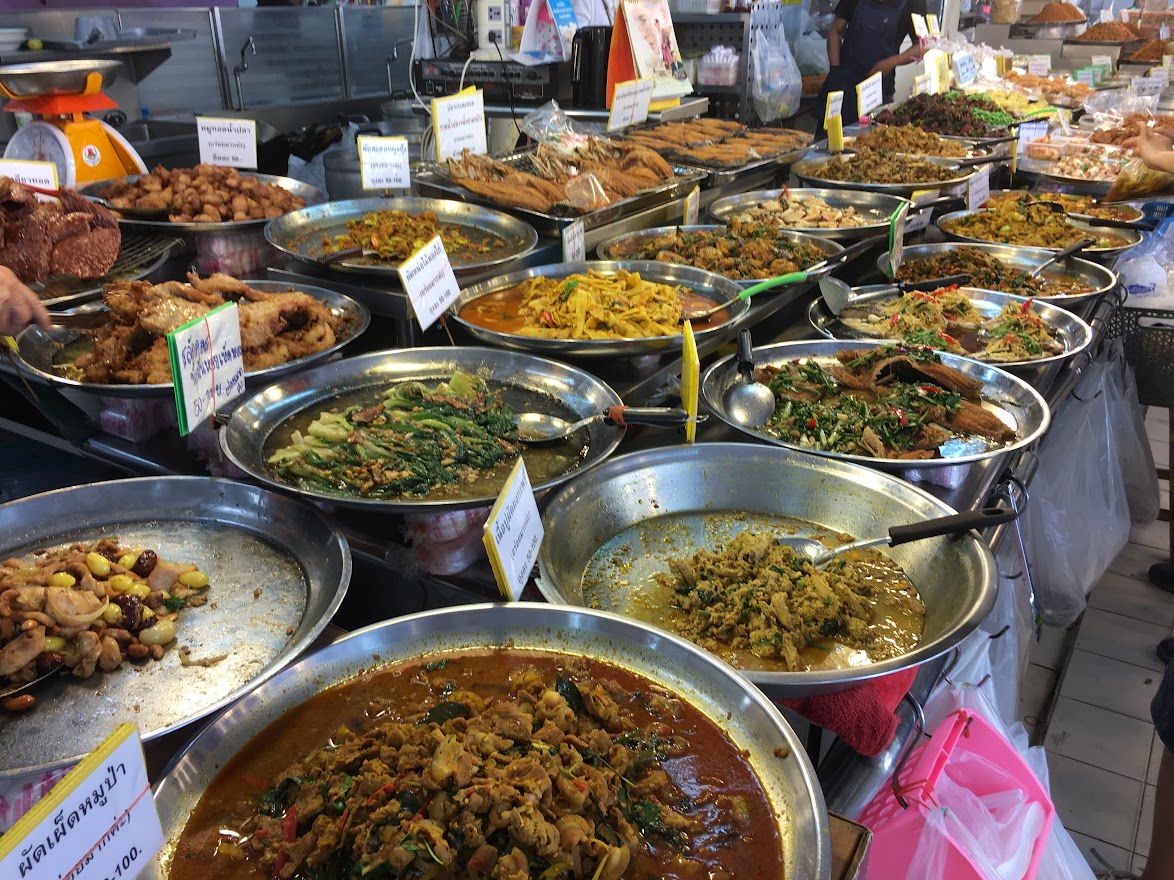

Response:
(1021, 297), (1034, 314)
(893, 407), (908, 427)
(890, 313), (902, 325)
(539, 311), (554, 327)
(943, 313), (956, 321)
(367, 780), (400, 804)
(940, 333), (959, 345)
(807, 418), (818, 429)
(273, 848), (288, 879)
(283, 807), (298, 844)
(337, 810), (349, 834)
(469, 855), (489, 874)
(242, 774), (269, 790)
(791, 358), (801, 364)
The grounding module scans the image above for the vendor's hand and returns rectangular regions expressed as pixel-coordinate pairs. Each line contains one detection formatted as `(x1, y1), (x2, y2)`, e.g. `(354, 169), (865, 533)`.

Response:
(1124, 126), (1174, 149)
(0, 266), (50, 337)
(1134, 125), (1174, 169)
(902, 44), (927, 63)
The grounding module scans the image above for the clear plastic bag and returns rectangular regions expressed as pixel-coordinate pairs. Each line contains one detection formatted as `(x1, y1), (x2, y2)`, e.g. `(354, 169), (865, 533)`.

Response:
(1106, 155), (1174, 202)
(750, 25), (802, 123)
(1022, 345), (1132, 625)
(520, 100), (589, 146)
(794, 30), (829, 76)
(1105, 337), (1161, 523)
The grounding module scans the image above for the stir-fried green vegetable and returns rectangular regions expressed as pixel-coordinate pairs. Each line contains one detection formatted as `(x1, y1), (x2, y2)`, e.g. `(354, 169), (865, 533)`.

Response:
(267, 371), (520, 499)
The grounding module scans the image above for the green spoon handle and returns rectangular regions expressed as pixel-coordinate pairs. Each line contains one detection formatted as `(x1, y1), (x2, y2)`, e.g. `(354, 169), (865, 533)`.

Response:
(739, 271), (809, 299)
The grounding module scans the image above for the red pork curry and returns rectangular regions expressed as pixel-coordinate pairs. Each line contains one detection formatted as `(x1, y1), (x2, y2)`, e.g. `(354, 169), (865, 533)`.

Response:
(169, 650), (784, 880)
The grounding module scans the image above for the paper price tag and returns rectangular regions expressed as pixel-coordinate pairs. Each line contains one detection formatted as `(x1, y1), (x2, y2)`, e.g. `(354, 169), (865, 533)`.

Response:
(0, 159), (58, 196)
(682, 322), (699, 444)
(913, 73), (931, 95)
(396, 234), (461, 332)
(196, 116), (257, 169)
(923, 50), (945, 94)
(561, 218), (585, 262)
(1075, 67), (1097, 86)
(166, 302), (244, 437)
(935, 54), (951, 93)
(968, 163), (991, 210)
(683, 186), (700, 225)
(1016, 119), (1049, 157)
(1165, 55), (1174, 68)
(482, 458), (543, 601)
(827, 114), (845, 152)
(887, 203), (908, 279)
(926, 13), (940, 36)
(905, 206), (932, 233)
(824, 89), (843, 123)
(1027, 55), (1051, 76)
(607, 78), (654, 131)
(432, 89), (487, 162)
(1163, 23), (1171, 40)
(1091, 54), (1113, 74)
(856, 72), (884, 118)
(1154, 67), (1171, 88)
(911, 13), (929, 39)
(953, 52), (978, 86)
(1132, 76), (1164, 97)
(357, 135), (411, 190)
(0, 724), (163, 880)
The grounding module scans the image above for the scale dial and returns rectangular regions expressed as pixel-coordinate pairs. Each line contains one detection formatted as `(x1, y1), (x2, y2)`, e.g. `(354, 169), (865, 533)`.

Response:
(3, 122), (77, 187)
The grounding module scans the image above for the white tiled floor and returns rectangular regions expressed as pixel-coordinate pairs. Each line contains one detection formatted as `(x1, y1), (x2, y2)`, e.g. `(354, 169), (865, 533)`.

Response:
(1027, 406), (1174, 877)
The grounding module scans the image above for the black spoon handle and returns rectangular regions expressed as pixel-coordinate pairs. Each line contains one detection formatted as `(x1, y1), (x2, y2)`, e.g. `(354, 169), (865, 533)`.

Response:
(736, 328), (755, 381)
(888, 506), (1018, 546)
(603, 407), (698, 428)
(899, 273), (971, 292)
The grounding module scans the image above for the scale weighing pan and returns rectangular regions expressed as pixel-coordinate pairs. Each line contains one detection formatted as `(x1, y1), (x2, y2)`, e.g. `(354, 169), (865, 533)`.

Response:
(0, 60), (123, 98)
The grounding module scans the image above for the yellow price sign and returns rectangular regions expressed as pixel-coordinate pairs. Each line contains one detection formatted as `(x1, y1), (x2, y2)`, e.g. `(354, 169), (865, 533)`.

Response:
(681, 321), (700, 444)
(827, 115), (845, 153)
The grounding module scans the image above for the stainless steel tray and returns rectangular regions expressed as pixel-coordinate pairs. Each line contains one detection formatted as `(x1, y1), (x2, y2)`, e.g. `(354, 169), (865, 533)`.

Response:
(811, 136), (994, 161)
(535, 443), (998, 698)
(263, 196), (538, 279)
(146, 604), (830, 880)
(1011, 19), (1086, 39)
(700, 339), (1051, 471)
(876, 241), (1117, 313)
(79, 172), (328, 234)
(792, 151), (975, 198)
(451, 260), (747, 357)
(0, 476), (350, 780)
(937, 208), (1142, 259)
(670, 142), (813, 187)
(708, 187), (912, 242)
(1013, 155), (1121, 196)
(987, 189), (1146, 224)
(412, 150), (708, 236)
(806, 284), (1094, 385)
(13, 280), (371, 399)
(220, 346), (626, 513)
(596, 224), (842, 287)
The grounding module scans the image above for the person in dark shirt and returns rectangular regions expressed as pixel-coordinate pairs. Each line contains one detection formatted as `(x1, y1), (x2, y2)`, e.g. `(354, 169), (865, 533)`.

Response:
(817, 0), (928, 131)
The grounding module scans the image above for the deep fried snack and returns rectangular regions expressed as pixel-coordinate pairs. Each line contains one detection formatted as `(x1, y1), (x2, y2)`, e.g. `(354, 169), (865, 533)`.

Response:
(98, 164), (306, 224)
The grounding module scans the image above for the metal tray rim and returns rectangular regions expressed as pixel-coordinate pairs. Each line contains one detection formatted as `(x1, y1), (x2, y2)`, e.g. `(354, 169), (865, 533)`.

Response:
(936, 207), (1142, 255)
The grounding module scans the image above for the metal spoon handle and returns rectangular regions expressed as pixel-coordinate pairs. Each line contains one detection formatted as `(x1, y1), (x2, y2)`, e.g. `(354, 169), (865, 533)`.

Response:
(736, 328), (755, 381)
(1076, 215), (1157, 232)
(604, 406), (695, 428)
(803, 233), (888, 276)
(887, 506), (1018, 546)
(1030, 238), (1095, 276)
(898, 273), (971, 293)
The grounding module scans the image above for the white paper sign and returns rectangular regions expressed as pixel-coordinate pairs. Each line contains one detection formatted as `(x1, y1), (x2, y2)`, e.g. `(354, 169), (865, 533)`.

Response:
(856, 72), (884, 117)
(1132, 76), (1164, 97)
(1154, 67), (1171, 88)
(1016, 119), (1049, 156)
(0, 724), (163, 880)
(1165, 55), (1174, 68)
(953, 52), (978, 86)
(396, 234), (461, 331)
(358, 135), (411, 190)
(607, 78), (654, 131)
(1076, 68), (1097, 86)
(196, 116), (257, 169)
(926, 13), (941, 36)
(561, 218), (585, 262)
(167, 302), (245, 436)
(911, 13), (929, 39)
(483, 457), (543, 601)
(825, 90), (844, 121)
(923, 49), (947, 94)
(1027, 55), (1051, 76)
(0, 159), (58, 195)
(684, 186), (700, 224)
(968, 164), (991, 210)
(432, 90), (488, 162)
(1091, 54), (1113, 73)
(1163, 23), (1171, 40)
(905, 207), (933, 233)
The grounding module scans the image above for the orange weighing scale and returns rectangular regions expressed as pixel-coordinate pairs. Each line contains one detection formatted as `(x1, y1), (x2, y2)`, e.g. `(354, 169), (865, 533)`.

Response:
(0, 59), (145, 188)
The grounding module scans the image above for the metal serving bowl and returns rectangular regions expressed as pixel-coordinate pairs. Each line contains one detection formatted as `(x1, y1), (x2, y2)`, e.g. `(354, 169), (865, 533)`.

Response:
(806, 284), (1094, 389)
(595, 224), (843, 287)
(1013, 156), (1123, 197)
(810, 135), (995, 161)
(264, 196), (539, 279)
(876, 242), (1117, 317)
(451, 260), (748, 357)
(0, 59), (123, 98)
(146, 603), (831, 880)
(936, 208), (1142, 262)
(700, 339), (1051, 472)
(986, 189), (1146, 224)
(535, 443), (999, 698)
(707, 187), (913, 242)
(14, 280), (371, 399)
(792, 151), (976, 198)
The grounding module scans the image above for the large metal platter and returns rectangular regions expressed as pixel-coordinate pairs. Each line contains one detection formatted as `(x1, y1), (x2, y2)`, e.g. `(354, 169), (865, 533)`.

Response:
(810, 135), (994, 161)
(792, 151), (976, 197)
(535, 443), (998, 698)
(0, 59), (123, 97)
(1013, 155), (1120, 196)
(221, 347), (626, 513)
(708, 187), (912, 242)
(700, 339), (1051, 471)
(986, 189), (1146, 224)
(79, 172), (328, 234)
(451, 260), (748, 357)
(0, 476), (350, 780)
(876, 241), (1117, 314)
(147, 604), (830, 880)
(595, 224), (843, 287)
(13, 280), (371, 399)
(263, 196), (539, 279)
(937, 208), (1142, 259)
(806, 284), (1094, 387)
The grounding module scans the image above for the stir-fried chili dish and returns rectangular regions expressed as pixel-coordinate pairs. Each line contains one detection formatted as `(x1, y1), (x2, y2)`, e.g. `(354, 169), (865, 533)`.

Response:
(894, 246), (1093, 296)
(322, 210), (507, 265)
(809, 149), (961, 185)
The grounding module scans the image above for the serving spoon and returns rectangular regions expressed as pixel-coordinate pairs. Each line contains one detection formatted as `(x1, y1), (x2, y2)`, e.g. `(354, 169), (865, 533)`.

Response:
(779, 506), (1018, 569)
(722, 329), (775, 429)
(514, 406), (698, 445)
(1029, 238), (1096, 277)
(818, 273), (972, 316)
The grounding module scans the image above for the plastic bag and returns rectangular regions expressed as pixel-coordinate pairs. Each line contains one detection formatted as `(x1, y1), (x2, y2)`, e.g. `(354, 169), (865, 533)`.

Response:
(1105, 336), (1161, 523)
(520, 100), (589, 146)
(750, 25), (802, 123)
(1106, 155), (1174, 202)
(794, 30), (829, 76)
(1022, 345), (1131, 625)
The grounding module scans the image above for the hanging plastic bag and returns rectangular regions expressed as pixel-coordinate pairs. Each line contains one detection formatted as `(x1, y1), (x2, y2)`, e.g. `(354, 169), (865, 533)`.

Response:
(794, 31), (829, 76)
(1104, 336), (1161, 523)
(1022, 346), (1131, 625)
(1106, 155), (1174, 202)
(751, 25), (802, 123)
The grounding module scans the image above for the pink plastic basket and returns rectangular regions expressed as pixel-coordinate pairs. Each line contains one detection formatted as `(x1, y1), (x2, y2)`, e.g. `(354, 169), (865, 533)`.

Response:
(858, 709), (1055, 880)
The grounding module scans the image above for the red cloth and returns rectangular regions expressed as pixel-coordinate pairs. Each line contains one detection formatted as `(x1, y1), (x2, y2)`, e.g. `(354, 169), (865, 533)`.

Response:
(777, 667), (918, 758)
